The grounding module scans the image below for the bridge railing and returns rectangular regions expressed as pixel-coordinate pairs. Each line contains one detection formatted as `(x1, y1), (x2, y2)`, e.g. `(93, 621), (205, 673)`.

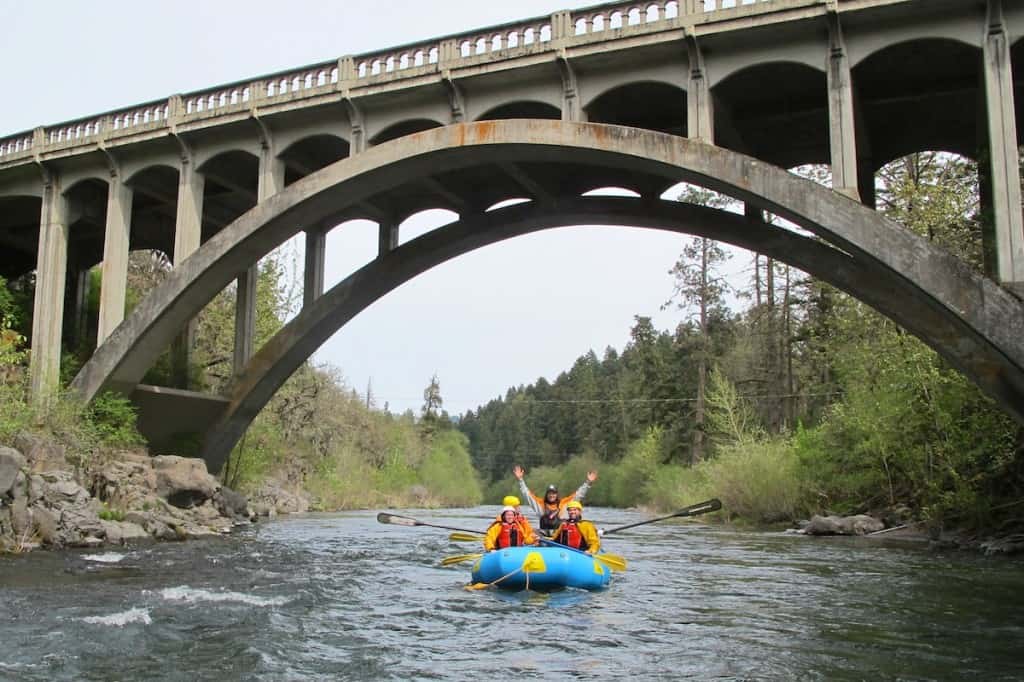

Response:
(0, 0), (803, 165)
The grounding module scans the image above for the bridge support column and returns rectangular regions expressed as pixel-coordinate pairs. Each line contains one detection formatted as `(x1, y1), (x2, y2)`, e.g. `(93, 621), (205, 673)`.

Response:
(378, 221), (399, 257)
(983, 0), (1024, 294)
(234, 152), (284, 376)
(685, 31), (714, 143)
(29, 177), (68, 404)
(826, 10), (859, 201)
(171, 159), (204, 388)
(96, 177), (133, 344)
(856, 161), (876, 209)
(303, 225), (327, 308)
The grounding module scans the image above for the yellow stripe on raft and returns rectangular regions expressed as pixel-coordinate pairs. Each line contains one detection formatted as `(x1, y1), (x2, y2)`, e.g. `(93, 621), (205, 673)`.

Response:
(594, 561), (605, 576)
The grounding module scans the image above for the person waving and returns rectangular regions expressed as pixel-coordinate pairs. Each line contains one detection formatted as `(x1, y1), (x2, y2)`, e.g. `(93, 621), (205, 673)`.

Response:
(513, 465), (597, 535)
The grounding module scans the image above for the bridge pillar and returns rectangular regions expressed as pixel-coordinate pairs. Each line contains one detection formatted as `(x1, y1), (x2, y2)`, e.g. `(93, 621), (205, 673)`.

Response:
(685, 31), (713, 143)
(983, 0), (1024, 294)
(171, 157), (204, 388)
(233, 151), (284, 376)
(29, 176), (69, 404)
(97, 177), (133, 344)
(303, 225), (327, 308)
(378, 221), (399, 257)
(826, 10), (859, 201)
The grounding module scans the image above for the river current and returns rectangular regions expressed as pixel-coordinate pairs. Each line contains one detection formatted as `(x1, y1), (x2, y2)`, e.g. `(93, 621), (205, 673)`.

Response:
(1, 507), (1022, 681)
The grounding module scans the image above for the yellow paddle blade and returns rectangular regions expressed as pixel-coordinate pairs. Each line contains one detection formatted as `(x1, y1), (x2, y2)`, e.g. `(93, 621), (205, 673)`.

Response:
(441, 553), (482, 566)
(465, 582), (491, 590)
(521, 551), (547, 574)
(449, 532), (484, 542)
(594, 553), (627, 572)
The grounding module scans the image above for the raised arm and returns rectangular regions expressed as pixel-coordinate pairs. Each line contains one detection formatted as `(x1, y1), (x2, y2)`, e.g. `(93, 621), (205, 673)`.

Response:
(514, 465), (543, 516)
(571, 470), (598, 503)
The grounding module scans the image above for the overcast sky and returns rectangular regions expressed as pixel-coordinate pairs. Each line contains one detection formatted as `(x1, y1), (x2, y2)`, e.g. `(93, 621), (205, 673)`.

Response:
(0, 0), (749, 415)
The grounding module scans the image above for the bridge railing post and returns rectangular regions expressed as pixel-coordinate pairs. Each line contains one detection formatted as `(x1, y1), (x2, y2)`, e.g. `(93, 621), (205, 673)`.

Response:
(339, 56), (356, 89)
(167, 95), (183, 123)
(438, 39), (459, 68)
(550, 10), (572, 44)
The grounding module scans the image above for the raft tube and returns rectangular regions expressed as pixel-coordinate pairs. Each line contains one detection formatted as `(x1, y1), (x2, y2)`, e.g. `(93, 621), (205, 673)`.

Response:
(470, 545), (611, 591)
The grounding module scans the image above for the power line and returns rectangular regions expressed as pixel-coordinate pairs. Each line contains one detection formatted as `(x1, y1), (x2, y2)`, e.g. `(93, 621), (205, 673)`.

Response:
(373, 390), (844, 409)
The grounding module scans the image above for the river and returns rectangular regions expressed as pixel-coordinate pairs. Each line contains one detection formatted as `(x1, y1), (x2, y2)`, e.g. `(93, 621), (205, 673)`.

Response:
(1, 507), (1022, 681)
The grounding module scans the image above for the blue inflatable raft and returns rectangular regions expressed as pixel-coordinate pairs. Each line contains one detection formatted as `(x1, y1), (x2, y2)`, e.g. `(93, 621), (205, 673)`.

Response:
(470, 545), (611, 591)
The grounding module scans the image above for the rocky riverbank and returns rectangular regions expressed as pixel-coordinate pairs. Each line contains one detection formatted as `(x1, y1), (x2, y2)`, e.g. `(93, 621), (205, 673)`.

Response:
(793, 510), (1024, 556)
(0, 432), (253, 554)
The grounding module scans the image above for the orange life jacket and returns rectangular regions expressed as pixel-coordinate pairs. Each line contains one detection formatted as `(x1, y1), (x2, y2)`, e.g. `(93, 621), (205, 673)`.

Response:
(554, 520), (589, 551)
(496, 521), (525, 548)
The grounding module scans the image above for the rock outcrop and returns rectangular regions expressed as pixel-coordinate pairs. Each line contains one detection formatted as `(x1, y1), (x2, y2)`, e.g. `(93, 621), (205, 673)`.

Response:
(0, 436), (253, 554)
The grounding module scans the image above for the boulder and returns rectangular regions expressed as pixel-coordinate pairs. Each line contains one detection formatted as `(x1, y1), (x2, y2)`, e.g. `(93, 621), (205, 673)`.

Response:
(91, 458), (158, 510)
(0, 447), (25, 495)
(804, 514), (884, 536)
(12, 432), (67, 472)
(38, 471), (90, 506)
(214, 487), (251, 521)
(151, 456), (219, 506)
(30, 505), (58, 544)
(100, 519), (150, 544)
(10, 496), (29, 536)
(979, 534), (1024, 556)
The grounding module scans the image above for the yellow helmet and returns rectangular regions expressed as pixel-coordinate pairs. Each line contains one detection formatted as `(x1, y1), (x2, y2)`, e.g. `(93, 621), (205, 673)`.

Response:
(565, 500), (583, 511)
(503, 495), (521, 507)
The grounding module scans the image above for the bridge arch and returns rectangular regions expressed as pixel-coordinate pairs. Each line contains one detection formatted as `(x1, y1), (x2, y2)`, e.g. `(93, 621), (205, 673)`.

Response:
(0, 194), (43, 279)
(585, 82), (686, 137)
(279, 133), (350, 187)
(711, 62), (828, 168)
(853, 39), (981, 167)
(123, 164), (181, 258)
(476, 101), (560, 121)
(849, 31), (979, 71)
(66, 121), (1024, 466)
(369, 119), (444, 146)
(196, 149), (260, 239)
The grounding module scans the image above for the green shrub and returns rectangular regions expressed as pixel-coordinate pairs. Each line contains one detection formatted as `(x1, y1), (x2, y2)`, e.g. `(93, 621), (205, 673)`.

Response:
(702, 437), (808, 524)
(87, 392), (144, 449)
(98, 504), (126, 522)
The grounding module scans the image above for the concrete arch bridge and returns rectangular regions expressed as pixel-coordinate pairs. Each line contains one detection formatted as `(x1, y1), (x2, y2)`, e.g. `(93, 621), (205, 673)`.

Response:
(0, 0), (1021, 470)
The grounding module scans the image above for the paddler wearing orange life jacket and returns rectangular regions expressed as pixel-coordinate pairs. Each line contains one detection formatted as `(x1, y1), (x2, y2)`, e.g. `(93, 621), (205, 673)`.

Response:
(483, 506), (538, 551)
(502, 495), (536, 539)
(551, 501), (601, 555)
(513, 464), (598, 535)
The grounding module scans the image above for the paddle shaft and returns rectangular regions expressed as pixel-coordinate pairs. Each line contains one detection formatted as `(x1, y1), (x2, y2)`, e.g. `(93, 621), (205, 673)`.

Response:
(601, 498), (722, 535)
(376, 512), (483, 535)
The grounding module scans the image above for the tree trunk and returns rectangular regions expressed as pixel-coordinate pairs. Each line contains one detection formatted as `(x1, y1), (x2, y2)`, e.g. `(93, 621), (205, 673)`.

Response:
(693, 239), (709, 464)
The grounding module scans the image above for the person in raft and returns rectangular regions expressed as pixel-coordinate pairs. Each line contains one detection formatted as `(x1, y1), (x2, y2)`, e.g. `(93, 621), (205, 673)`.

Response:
(513, 464), (598, 535)
(551, 501), (601, 555)
(502, 495), (536, 538)
(484, 506), (538, 551)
